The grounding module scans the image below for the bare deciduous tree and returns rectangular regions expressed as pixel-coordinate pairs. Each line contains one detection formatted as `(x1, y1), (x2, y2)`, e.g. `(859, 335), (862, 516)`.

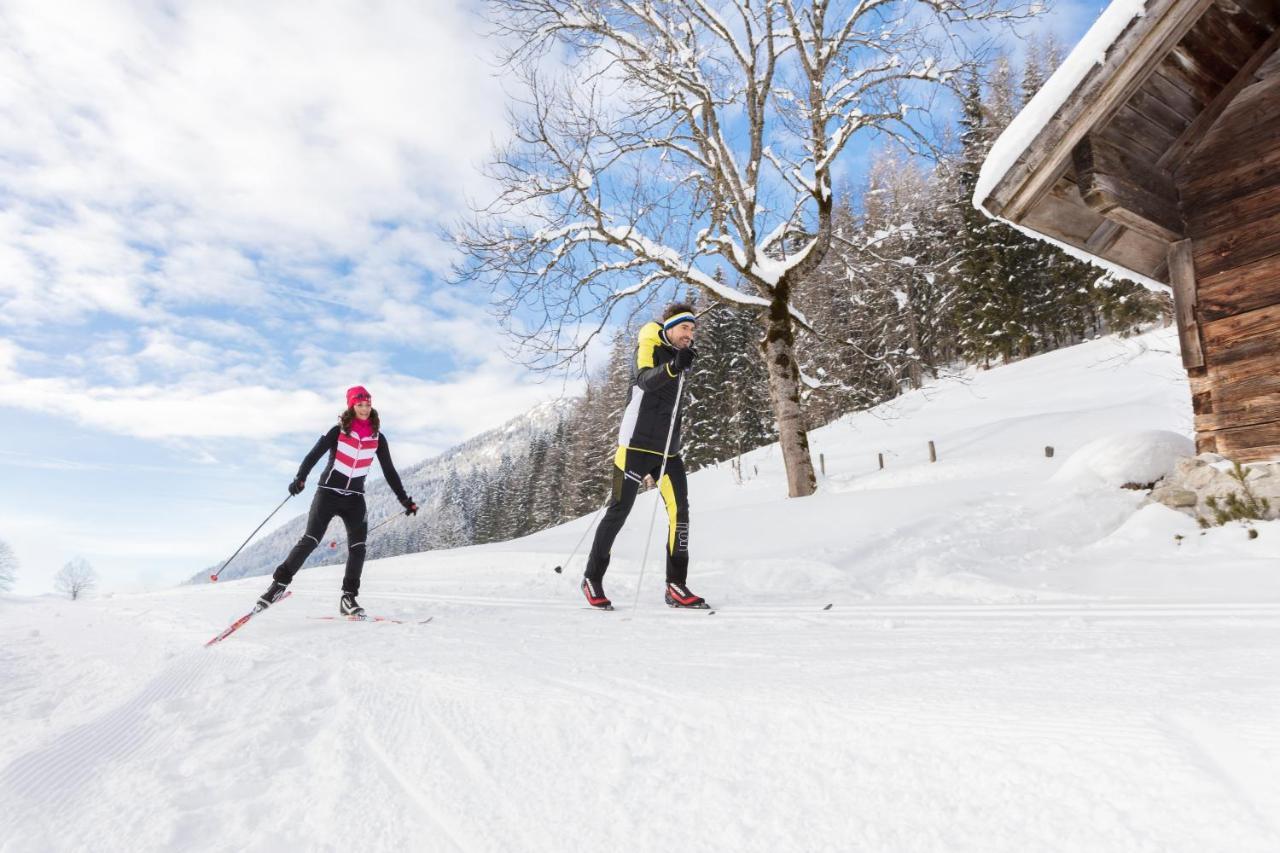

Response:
(0, 539), (17, 592)
(458, 0), (1027, 496)
(55, 557), (98, 601)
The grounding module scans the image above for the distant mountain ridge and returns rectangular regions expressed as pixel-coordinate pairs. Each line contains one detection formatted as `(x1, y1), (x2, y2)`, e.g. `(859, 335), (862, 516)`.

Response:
(187, 399), (572, 584)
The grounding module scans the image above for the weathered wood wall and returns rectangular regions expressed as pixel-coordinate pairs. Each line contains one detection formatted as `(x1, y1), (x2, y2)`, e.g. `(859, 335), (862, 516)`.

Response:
(1180, 64), (1280, 461)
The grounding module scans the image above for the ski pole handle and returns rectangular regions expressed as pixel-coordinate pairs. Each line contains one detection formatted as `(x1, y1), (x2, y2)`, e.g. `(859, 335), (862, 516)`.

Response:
(209, 494), (293, 582)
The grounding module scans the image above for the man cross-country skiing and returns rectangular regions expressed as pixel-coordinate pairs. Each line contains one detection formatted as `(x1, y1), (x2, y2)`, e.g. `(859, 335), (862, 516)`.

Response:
(581, 303), (709, 610)
(255, 385), (417, 617)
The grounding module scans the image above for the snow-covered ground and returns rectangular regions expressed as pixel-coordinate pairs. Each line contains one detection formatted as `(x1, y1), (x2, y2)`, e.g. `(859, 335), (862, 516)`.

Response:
(3, 327), (1279, 852)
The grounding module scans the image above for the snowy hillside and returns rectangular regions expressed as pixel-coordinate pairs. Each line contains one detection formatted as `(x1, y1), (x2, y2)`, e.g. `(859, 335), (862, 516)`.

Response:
(4, 327), (1279, 852)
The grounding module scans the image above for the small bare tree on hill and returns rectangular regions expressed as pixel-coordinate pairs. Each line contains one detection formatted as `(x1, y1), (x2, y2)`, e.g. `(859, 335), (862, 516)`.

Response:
(55, 557), (98, 601)
(458, 0), (1028, 497)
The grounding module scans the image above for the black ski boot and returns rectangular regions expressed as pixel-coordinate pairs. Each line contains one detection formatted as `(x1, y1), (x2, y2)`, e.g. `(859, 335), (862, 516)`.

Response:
(665, 582), (709, 609)
(255, 580), (289, 613)
(581, 578), (613, 610)
(339, 593), (366, 618)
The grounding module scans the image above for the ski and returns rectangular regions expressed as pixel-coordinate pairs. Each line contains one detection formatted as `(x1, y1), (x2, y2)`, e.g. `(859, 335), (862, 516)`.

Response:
(307, 614), (433, 625)
(205, 590), (292, 647)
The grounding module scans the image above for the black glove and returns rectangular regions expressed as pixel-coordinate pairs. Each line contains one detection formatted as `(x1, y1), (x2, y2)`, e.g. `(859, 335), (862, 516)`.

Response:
(288, 478), (305, 496)
(672, 346), (697, 373)
(400, 496), (418, 516)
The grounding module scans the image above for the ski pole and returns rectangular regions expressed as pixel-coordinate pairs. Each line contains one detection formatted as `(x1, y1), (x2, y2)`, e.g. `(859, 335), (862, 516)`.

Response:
(366, 513), (403, 536)
(209, 494), (293, 582)
(631, 370), (685, 613)
(552, 500), (609, 575)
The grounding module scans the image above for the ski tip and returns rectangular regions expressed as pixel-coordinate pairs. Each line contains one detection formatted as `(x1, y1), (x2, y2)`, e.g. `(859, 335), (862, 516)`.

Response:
(823, 603), (833, 611)
(553, 565), (563, 574)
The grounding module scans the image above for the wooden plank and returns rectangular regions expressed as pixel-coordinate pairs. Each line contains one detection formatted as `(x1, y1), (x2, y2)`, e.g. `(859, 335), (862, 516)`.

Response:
(1198, 250), (1280, 320)
(1073, 134), (1185, 241)
(1085, 220), (1126, 255)
(1163, 28), (1280, 170)
(1207, 420), (1280, 461)
(1201, 0), (1273, 50)
(984, 0), (1215, 221)
(1125, 85), (1195, 138)
(1181, 76), (1280, 169)
(1146, 67), (1207, 120)
(1187, 182), (1280, 239)
(1227, 0), (1280, 31)
(1196, 397), (1280, 433)
(1175, 18), (1243, 88)
(1163, 43), (1230, 104)
(1103, 102), (1178, 158)
(1168, 240), (1205, 368)
(1200, 301), (1280, 371)
(1260, 46), (1280, 78)
(1180, 131), (1280, 210)
(1106, 227), (1172, 280)
(1192, 206), (1280, 279)
(1194, 376), (1280, 427)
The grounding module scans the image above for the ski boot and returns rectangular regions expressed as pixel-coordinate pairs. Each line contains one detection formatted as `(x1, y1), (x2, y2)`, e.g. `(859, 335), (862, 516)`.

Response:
(664, 582), (709, 609)
(339, 593), (366, 618)
(581, 578), (613, 610)
(255, 580), (289, 613)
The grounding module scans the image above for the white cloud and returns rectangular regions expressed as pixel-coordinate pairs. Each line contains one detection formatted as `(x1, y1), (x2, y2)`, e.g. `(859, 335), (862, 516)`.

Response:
(0, 0), (507, 327)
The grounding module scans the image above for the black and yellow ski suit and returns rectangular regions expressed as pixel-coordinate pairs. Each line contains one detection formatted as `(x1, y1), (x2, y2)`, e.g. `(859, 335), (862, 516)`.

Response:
(584, 321), (691, 585)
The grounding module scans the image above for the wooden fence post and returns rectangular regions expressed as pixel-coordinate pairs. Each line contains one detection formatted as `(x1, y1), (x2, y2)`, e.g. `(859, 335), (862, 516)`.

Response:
(878, 453), (884, 470)
(928, 441), (937, 463)
(1045, 446), (1055, 458)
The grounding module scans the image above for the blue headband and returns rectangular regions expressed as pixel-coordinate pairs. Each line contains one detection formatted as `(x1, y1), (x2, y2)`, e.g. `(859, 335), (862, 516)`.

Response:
(663, 311), (697, 330)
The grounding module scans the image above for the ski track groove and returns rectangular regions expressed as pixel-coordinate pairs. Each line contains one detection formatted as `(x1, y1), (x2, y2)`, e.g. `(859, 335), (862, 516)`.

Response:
(355, 726), (472, 852)
(0, 650), (216, 818)
(1156, 712), (1280, 842)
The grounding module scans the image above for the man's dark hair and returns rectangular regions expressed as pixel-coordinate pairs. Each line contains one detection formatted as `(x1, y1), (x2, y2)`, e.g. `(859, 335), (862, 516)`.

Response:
(663, 302), (696, 320)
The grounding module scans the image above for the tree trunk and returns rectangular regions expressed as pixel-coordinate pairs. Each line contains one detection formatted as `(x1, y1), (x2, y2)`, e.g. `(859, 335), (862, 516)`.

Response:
(759, 286), (817, 497)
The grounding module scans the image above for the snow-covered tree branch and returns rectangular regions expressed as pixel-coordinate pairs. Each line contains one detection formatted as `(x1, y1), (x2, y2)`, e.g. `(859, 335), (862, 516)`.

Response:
(457, 0), (1029, 497)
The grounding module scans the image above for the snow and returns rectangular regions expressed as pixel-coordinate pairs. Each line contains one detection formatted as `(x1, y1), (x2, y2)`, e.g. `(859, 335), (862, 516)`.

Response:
(1052, 429), (1194, 489)
(4, 326), (1280, 852)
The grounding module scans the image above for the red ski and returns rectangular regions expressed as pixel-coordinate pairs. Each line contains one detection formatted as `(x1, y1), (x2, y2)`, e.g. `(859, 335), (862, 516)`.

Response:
(204, 591), (292, 647)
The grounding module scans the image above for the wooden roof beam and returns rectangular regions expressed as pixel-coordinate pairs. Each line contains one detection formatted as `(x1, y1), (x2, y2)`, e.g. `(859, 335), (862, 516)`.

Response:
(1073, 133), (1186, 243)
(1163, 26), (1280, 173)
(989, 0), (1215, 222)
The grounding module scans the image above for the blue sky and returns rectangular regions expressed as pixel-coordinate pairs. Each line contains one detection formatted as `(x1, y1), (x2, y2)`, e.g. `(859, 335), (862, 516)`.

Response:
(0, 0), (1110, 595)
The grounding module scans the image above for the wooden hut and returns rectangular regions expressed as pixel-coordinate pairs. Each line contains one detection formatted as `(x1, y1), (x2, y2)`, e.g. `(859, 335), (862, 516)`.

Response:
(976, 0), (1280, 462)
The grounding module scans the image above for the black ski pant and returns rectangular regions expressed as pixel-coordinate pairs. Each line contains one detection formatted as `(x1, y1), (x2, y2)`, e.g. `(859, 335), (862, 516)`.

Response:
(272, 488), (369, 595)
(584, 449), (689, 585)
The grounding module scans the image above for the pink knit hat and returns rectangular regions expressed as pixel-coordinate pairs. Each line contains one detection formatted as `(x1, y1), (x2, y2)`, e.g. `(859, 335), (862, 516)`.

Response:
(346, 385), (372, 408)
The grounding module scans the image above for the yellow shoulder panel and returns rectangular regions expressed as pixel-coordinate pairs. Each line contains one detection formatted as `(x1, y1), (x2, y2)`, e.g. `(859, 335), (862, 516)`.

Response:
(636, 322), (662, 369)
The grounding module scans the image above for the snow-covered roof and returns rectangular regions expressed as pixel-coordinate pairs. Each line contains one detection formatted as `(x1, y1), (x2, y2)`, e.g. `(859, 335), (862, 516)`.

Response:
(967, 0), (1280, 291)
(974, 0), (1149, 212)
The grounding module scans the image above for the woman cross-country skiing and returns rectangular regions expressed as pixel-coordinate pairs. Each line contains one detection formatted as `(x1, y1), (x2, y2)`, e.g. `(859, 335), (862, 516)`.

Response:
(255, 385), (417, 617)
